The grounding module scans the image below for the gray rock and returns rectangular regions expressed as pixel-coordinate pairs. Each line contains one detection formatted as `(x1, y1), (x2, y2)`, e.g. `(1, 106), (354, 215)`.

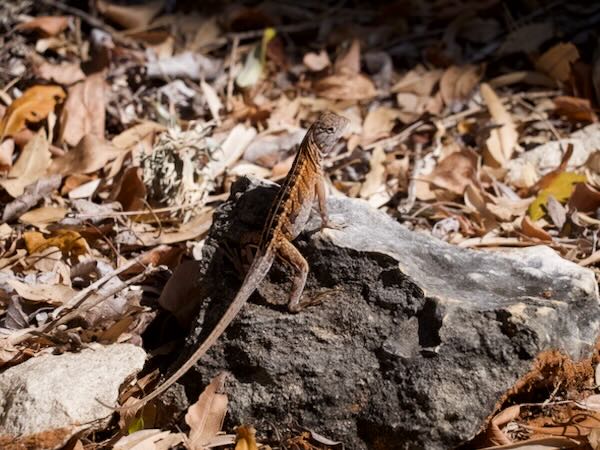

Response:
(173, 177), (599, 450)
(0, 344), (146, 447)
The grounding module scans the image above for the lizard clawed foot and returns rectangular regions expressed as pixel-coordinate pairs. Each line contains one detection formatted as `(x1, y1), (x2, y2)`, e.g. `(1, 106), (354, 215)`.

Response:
(320, 218), (347, 231)
(288, 288), (341, 312)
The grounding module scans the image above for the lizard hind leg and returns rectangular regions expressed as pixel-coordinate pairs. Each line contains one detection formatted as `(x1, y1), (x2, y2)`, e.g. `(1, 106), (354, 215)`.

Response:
(276, 238), (309, 313)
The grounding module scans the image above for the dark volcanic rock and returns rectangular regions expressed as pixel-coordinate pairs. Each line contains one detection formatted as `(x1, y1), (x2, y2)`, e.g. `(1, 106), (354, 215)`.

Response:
(170, 177), (600, 449)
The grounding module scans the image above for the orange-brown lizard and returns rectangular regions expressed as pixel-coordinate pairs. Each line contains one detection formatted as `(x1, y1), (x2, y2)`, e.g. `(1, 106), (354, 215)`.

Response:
(119, 111), (348, 411)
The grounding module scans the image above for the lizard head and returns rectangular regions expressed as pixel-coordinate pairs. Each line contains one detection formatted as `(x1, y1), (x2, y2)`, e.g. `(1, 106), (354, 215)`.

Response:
(311, 111), (349, 151)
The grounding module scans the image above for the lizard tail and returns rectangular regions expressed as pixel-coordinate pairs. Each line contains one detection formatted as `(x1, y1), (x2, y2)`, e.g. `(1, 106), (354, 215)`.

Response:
(116, 250), (275, 413)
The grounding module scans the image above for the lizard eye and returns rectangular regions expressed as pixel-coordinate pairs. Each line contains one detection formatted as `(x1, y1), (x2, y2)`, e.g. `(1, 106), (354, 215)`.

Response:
(327, 127), (335, 133)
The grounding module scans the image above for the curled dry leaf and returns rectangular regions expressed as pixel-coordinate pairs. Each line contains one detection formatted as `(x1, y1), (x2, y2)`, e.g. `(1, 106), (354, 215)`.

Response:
(553, 96), (598, 123)
(426, 149), (478, 196)
(359, 146), (388, 206)
(15, 16), (70, 37)
(567, 182), (600, 212)
(303, 50), (331, 72)
(334, 38), (361, 74)
(96, 0), (164, 29)
(59, 73), (106, 146)
(1, 175), (62, 223)
(480, 83), (518, 168)
(439, 64), (484, 111)
(0, 85), (65, 139)
(35, 61), (86, 85)
(111, 167), (146, 212)
(361, 107), (400, 144)
(535, 42), (580, 82)
(0, 129), (51, 198)
(314, 70), (377, 101)
(392, 65), (442, 96)
(19, 206), (68, 225)
(521, 216), (552, 241)
(0, 138), (14, 171)
(50, 134), (126, 175)
(7, 279), (76, 306)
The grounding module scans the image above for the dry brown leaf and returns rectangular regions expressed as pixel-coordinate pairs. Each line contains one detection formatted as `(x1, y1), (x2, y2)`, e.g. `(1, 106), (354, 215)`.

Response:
(186, 372), (229, 450)
(480, 83), (518, 168)
(97, 0), (164, 29)
(7, 279), (75, 306)
(112, 121), (165, 151)
(158, 260), (204, 326)
(15, 16), (70, 37)
(553, 96), (598, 123)
(567, 183), (600, 212)
(464, 185), (498, 232)
(334, 38), (361, 74)
(35, 61), (86, 85)
(488, 71), (557, 89)
(362, 107), (400, 144)
(0, 129), (51, 198)
(427, 149), (478, 196)
(535, 42), (580, 82)
(314, 70), (377, 101)
(521, 216), (552, 241)
(0, 139), (14, 171)
(0, 85), (65, 139)
(359, 146), (388, 206)
(50, 134), (126, 175)
(19, 206), (68, 225)
(303, 50), (331, 72)
(133, 211), (212, 246)
(111, 167), (146, 212)
(113, 429), (185, 450)
(59, 73), (106, 146)
(2, 175), (62, 223)
(392, 66), (443, 96)
(439, 64), (484, 111)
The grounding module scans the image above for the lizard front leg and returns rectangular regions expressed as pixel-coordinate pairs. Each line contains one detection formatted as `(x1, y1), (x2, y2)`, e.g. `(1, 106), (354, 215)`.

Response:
(316, 176), (345, 230)
(276, 238), (309, 313)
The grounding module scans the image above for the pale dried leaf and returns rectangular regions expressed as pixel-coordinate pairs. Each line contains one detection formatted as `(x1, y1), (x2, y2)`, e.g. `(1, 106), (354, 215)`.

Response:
(59, 73), (106, 146)
(303, 50), (331, 72)
(35, 61), (85, 85)
(19, 206), (67, 225)
(481, 83), (518, 168)
(1, 174), (61, 222)
(15, 15), (70, 37)
(440, 65), (483, 111)
(186, 372), (229, 450)
(360, 146), (386, 199)
(7, 279), (75, 306)
(0, 129), (51, 198)
(200, 80), (222, 124)
(314, 70), (377, 101)
(113, 429), (185, 450)
(50, 134), (126, 175)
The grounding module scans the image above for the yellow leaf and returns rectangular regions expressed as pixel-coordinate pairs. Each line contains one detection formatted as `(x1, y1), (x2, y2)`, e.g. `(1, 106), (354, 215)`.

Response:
(236, 28), (276, 88)
(23, 230), (89, 257)
(528, 172), (586, 220)
(127, 416), (144, 434)
(0, 85), (65, 139)
(235, 425), (258, 450)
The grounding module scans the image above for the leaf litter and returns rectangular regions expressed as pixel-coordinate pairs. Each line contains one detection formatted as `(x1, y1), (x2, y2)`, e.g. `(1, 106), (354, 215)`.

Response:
(1, 1), (600, 449)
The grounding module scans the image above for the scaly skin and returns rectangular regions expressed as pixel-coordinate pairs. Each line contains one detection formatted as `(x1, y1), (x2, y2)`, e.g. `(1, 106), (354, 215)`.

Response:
(117, 111), (348, 412)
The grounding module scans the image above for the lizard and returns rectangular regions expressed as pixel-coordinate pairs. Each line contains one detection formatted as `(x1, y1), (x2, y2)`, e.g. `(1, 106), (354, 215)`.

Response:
(118, 111), (349, 412)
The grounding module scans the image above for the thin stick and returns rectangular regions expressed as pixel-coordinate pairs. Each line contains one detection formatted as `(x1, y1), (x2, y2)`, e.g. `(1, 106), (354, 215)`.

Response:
(226, 36), (239, 112)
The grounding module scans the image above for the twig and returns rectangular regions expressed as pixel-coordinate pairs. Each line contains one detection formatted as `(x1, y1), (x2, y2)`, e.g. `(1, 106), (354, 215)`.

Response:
(51, 266), (156, 329)
(43, 257), (146, 331)
(226, 36), (239, 112)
